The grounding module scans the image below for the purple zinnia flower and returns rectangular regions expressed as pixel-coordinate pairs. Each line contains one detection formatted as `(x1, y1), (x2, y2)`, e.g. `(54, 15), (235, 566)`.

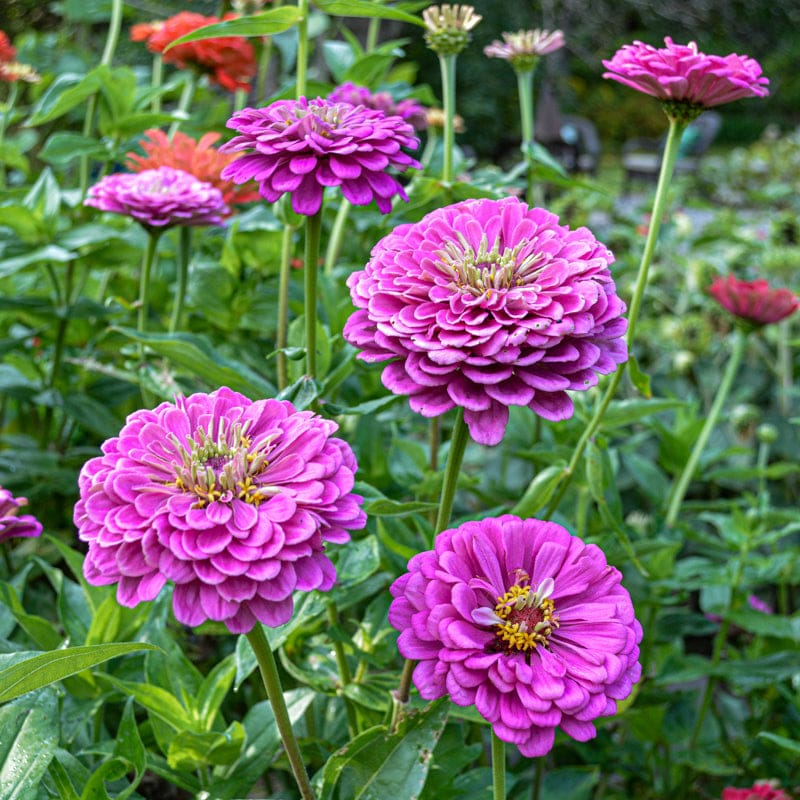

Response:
(219, 97), (421, 216)
(602, 37), (769, 109)
(0, 487), (43, 543)
(328, 82), (428, 131)
(389, 515), (642, 757)
(74, 387), (366, 633)
(84, 166), (229, 230)
(343, 197), (628, 446)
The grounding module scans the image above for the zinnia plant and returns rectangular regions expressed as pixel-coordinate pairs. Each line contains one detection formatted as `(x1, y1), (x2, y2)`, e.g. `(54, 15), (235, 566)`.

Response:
(0, 486), (43, 544)
(327, 82), (429, 131)
(708, 275), (799, 328)
(343, 196), (628, 446)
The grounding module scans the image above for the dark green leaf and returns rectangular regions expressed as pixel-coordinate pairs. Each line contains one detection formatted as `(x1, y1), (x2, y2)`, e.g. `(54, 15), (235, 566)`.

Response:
(312, 0), (424, 26)
(166, 7), (303, 46)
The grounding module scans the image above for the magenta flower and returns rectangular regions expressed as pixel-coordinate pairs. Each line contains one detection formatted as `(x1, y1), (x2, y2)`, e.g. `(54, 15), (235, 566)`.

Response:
(0, 487), (42, 543)
(327, 82), (428, 131)
(722, 781), (791, 800)
(343, 197), (627, 446)
(389, 515), (642, 757)
(219, 97), (421, 216)
(84, 166), (229, 230)
(74, 387), (366, 633)
(602, 37), (769, 109)
(709, 275), (798, 327)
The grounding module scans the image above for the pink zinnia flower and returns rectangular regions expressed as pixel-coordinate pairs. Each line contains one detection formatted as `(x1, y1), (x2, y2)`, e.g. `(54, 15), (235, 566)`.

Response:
(484, 29), (565, 72)
(0, 487), (43, 543)
(74, 387), (366, 633)
(343, 197), (628, 446)
(219, 97), (421, 216)
(747, 594), (773, 615)
(85, 167), (229, 231)
(389, 515), (642, 757)
(602, 37), (768, 109)
(722, 781), (791, 800)
(709, 275), (799, 327)
(327, 82), (428, 131)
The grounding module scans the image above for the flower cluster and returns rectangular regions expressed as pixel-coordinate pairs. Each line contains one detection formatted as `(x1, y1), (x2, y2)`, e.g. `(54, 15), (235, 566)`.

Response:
(709, 275), (798, 328)
(0, 487), (43, 544)
(422, 4), (482, 56)
(722, 781), (792, 800)
(343, 197), (628, 446)
(389, 515), (642, 756)
(602, 37), (769, 115)
(85, 166), (229, 231)
(484, 29), (565, 73)
(328, 82), (428, 131)
(131, 12), (256, 92)
(126, 129), (259, 211)
(220, 97), (420, 216)
(74, 388), (367, 633)
(0, 29), (39, 83)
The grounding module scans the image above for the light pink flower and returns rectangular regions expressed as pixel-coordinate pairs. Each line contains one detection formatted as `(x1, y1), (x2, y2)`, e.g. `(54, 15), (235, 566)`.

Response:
(484, 29), (565, 72)
(709, 276), (798, 327)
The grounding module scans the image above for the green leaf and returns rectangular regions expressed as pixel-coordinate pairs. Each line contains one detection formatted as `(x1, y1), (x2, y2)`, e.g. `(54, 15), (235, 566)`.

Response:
(0, 245), (78, 279)
(727, 609), (800, 641)
(0, 205), (51, 243)
(166, 723), (245, 771)
(627, 354), (652, 398)
(316, 698), (448, 799)
(100, 675), (195, 731)
(757, 732), (800, 757)
(600, 397), (685, 429)
(312, 0), (425, 26)
(113, 698), (147, 798)
(0, 643), (160, 704)
(511, 463), (567, 517)
(26, 71), (104, 126)
(0, 582), (63, 650)
(195, 654), (236, 730)
(362, 497), (438, 517)
(166, 7), (303, 46)
(39, 132), (108, 166)
(541, 766), (601, 800)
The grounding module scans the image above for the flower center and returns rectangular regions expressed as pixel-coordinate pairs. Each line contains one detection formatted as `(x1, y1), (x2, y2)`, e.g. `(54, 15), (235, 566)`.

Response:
(168, 420), (274, 508)
(493, 575), (558, 652)
(438, 232), (544, 298)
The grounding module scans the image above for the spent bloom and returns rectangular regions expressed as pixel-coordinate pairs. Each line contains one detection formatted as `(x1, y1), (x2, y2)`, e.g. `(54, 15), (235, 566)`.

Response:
(709, 275), (798, 328)
(389, 515), (642, 756)
(130, 12), (256, 92)
(602, 37), (768, 118)
(484, 29), (565, 73)
(722, 781), (791, 800)
(84, 167), (229, 231)
(74, 387), (366, 633)
(0, 29), (39, 83)
(328, 82), (428, 131)
(126, 129), (259, 211)
(0, 487), (43, 544)
(220, 97), (420, 216)
(343, 197), (627, 446)
(423, 4), (482, 56)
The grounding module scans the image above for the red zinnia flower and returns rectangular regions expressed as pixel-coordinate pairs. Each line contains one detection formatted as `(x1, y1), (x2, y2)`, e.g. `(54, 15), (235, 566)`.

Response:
(126, 129), (259, 211)
(709, 275), (799, 327)
(722, 780), (791, 800)
(0, 31), (16, 64)
(130, 12), (256, 92)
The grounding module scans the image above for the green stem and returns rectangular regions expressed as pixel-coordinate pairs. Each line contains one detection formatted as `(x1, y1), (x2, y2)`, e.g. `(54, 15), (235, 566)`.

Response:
(541, 116), (688, 519)
(323, 199), (351, 277)
(234, 87), (247, 113)
(365, 17), (381, 52)
(169, 226), (192, 333)
(137, 231), (161, 338)
(168, 72), (197, 139)
(777, 316), (792, 415)
(516, 69), (535, 206)
(304, 211), (322, 380)
(246, 626), (316, 800)
(256, 35), (274, 104)
(756, 439), (770, 516)
(530, 757), (544, 800)
(665, 329), (747, 527)
(439, 53), (457, 183)
(0, 82), (19, 191)
(277, 225), (294, 390)
(296, 0), (309, 98)
(151, 54), (163, 114)
(326, 602), (358, 736)
(492, 731), (506, 800)
(420, 127), (438, 170)
(99, 0), (124, 67)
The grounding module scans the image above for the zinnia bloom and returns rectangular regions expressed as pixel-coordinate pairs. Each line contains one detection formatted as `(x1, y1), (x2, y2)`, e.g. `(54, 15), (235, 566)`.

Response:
(484, 29), (565, 73)
(0, 62), (40, 83)
(709, 275), (798, 327)
(422, 4), (482, 56)
(126, 129), (259, 210)
(389, 515), (642, 756)
(0, 487), (43, 543)
(220, 97), (420, 216)
(328, 82), (428, 131)
(74, 387), (366, 633)
(0, 31), (16, 64)
(85, 167), (229, 231)
(602, 37), (769, 111)
(722, 781), (791, 800)
(130, 12), (256, 92)
(343, 197), (628, 446)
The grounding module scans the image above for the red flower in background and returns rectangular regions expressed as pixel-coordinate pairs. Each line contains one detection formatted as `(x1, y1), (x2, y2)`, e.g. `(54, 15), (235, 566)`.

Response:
(130, 12), (256, 92)
(0, 31), (17, 64)
(709, 275), (799, 327)
(722, 780), (791, 800)
(126, 129), (259, 211)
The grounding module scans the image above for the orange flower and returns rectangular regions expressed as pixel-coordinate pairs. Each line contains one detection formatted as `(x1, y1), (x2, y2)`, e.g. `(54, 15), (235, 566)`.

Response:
(129, 12), (256, 92)
(126, 129), (260, 211)
(0, 31), (16, 64)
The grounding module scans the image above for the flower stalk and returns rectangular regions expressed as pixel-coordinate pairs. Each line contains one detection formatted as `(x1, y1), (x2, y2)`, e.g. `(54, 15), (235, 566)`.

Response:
(439, 53), (457, 183)
(276, 225), (294, 390)
(296, 0), (309, 97)
(516, 68), (536, 205)
(304, 210), (322, 379)
(492, 731), (506, 800)
(169, 226), (192, 333)
(168, 71), (197, 139)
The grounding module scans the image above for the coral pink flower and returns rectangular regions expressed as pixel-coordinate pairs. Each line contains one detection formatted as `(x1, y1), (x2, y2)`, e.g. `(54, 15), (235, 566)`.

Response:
(602, 37), (768, 109)
(74, 388), (366, 633)
(709, 275), (798, 327)
(0, 31), (16, 64)
(343, 197), (627, 446)
(220, 97), (420, 216)
(130, 12), (256, 92)
(126, 129), (259, 211)
(85, 167), (229, 231)
(0, 487), (43, 543)
(327, 82), (428, 131)
(389, 515), (642, 757)
(722, 781), (791, 800)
